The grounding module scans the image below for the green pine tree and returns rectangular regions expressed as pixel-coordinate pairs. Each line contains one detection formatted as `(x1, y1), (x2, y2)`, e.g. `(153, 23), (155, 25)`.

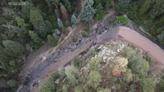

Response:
(71, 14), (77, 25)
(140, 78), (155, 92)
(29, 31), (43, 45)
(87, 71), (101, 88)
(62, 0), (72, 13)
(57, 18), (64, 28)
(148, 0), (164, 18)
(65, 66), (78, 86)
(30, 9), (44, 29)
(47, 35), (58, 46)
(80, 0), (96, 23)
(139, 0), (151, 15)
(3, 40), (25, 57)
(118, 0), (131, 9)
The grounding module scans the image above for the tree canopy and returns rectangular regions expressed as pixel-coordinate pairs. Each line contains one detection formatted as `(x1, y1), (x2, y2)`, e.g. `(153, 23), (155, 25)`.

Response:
(65, 66), (78, 85)
(80, 0), (96, 23)
(87, 71), (101, 88)
(3, 40), (25, 57)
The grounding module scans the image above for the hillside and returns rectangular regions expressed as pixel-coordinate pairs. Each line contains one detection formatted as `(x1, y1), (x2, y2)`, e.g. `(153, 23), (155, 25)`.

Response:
(0, 0), (164, 92)
(39, 41), (164, 92)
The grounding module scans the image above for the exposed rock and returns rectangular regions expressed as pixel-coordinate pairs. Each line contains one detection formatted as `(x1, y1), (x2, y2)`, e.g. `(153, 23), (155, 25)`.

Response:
(42, 56), (46, 61)
(70, 45), (77, 50)
(64, 49), (69, 53)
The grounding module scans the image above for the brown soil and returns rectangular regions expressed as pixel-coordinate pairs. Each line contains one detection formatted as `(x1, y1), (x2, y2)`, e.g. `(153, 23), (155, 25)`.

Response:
(117, 26), (164, 65)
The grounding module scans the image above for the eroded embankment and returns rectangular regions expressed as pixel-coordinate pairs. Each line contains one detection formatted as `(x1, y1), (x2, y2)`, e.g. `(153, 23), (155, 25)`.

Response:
(118, 26), (164, 65)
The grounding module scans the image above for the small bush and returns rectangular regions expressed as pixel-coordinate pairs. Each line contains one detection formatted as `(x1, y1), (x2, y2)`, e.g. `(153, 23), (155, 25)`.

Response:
(118, 0), (131, 9)
(65, 20), (70, 26)
(140, 78), (155, 92)
(65, 66), (78, 86)
(7, 79), (18, 87)
(97, 89), (110, 92)
(109, 20), (113, 24)
(47, 35), (58, 47)
(89, 57), (103, 70)
(57, 89), (62, 92)
(84, 26), (88, 31)
(115, 5), (120, 11)
(128, 85), (135, 92)
(96, 13), (104, 20)
(113, 76), (118, 82)
(75, 8), (79, 14)
(123, 69), (133, 83)
(89, 48), (96, 56)
(149, 19), (153, 23)
(85, 87), (92, 92)
(73, 56), (81, 68)
(39, 81), (55, 92)
(74, 86), (83, 92)
(87, 71), (101, 88)
(128, 11), (134, 19)
(62, 84), (68, 92)
(0, 17), (6, 25)
(116, 84), (121, 90)
(62, 27), (66, 33)
(49, 72), (59, 82)
(54, 22), (58, 29)
(5, 15), (12, 21)
(157, 77), (164, 92)
(142, 54), (152, 65)
(58, 67), (66, 80)
(157, 31), (164, 44)
(82, 32), (88, 37)
(134, 19), (141, 26)
(115, 16), (128, 25)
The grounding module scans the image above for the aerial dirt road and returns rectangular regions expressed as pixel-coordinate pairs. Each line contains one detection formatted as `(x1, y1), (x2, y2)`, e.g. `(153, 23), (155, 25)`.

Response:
(118, 26), (164, 65)
(32, 26), (164, 92)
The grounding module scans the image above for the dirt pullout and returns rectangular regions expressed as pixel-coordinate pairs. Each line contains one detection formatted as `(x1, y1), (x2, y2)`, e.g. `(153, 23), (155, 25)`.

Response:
(118, 26), (164, 65)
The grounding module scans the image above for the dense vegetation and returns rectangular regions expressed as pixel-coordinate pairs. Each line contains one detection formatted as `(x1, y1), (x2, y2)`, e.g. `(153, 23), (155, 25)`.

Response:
(40, 45), (162, 92)
(0, 0), (77, 91)
(117, 0), (164, 45)
(0, 0), (164, 91)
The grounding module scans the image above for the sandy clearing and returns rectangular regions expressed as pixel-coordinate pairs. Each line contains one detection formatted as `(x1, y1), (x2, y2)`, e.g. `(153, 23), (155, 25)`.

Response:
(118, 26), (164, 65)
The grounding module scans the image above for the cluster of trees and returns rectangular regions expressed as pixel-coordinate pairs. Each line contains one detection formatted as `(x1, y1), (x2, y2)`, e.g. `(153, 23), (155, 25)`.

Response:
(0, 0), (78, 91)
(80, 0), (113, 22)
(1, 0), (164, 91)
(116, 0), (164, 45)
(0, 0), (115, 89)
(93, 0), (113, 20)
(39, 46), (159, 92)
(39, 56), (111, 92)
(138, 0), (164, 44)
(120, 47), (155, 92)
(118, 0), (131, 9)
